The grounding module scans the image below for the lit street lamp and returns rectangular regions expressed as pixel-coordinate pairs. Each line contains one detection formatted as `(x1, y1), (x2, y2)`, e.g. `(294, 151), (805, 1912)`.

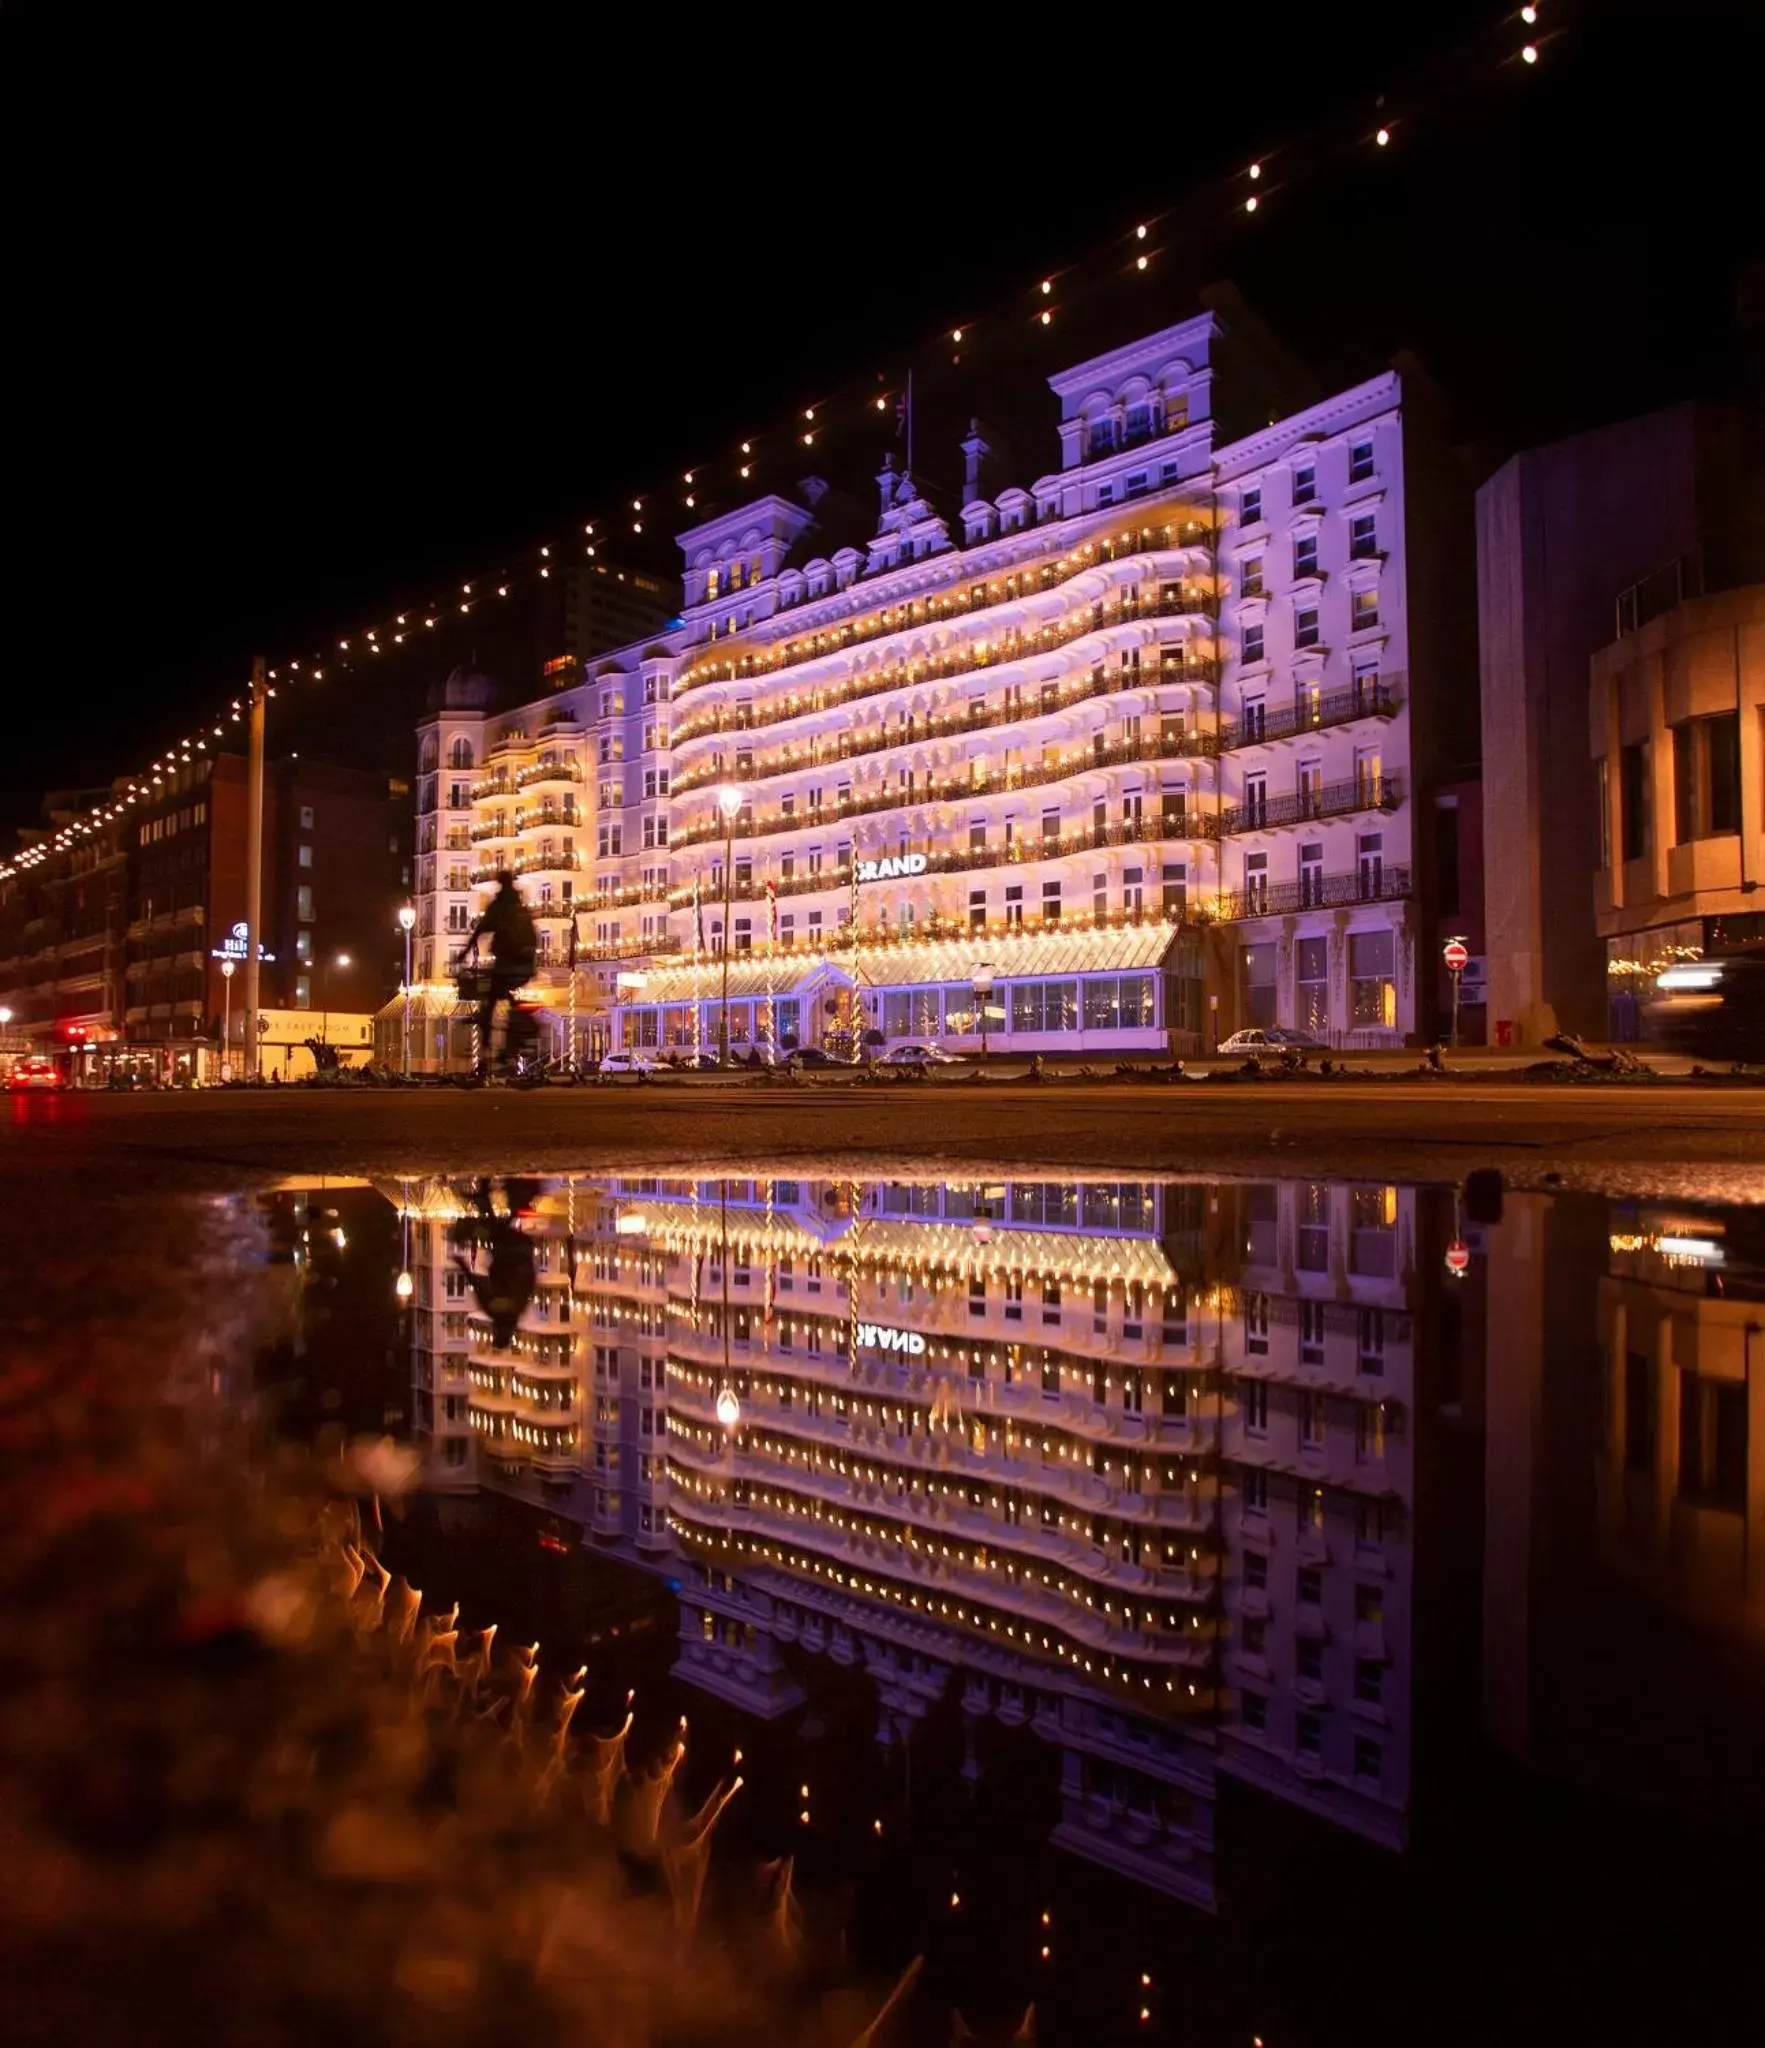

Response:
(396, 905), (417, 1076)
(220, 958), (235, 1078)
(319, 952), (351, 1048)
(972, 960), (995, 1064)
(716, 785), (744, 1066)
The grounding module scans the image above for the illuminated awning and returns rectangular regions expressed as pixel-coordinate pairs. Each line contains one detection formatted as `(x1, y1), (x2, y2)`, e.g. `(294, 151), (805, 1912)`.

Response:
(854, 923), (1176, 988)
(621, 956), (847, 1005)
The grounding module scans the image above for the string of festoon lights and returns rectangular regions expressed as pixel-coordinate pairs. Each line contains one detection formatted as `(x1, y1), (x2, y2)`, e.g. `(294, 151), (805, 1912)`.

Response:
(1, 4), (1562, 885)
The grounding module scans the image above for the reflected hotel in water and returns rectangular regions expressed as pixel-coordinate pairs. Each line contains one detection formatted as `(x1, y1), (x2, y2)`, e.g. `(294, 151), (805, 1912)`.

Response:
(411, 306), (1476, 1062)
(399, 1168), (1423, 1906)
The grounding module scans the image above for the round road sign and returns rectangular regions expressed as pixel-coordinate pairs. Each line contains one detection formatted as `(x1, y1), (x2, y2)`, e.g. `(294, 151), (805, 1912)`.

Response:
(1443, 940), (1470, 972)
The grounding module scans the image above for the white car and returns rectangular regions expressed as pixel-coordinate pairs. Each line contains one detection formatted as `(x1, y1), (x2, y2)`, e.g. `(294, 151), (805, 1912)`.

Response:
(878, 1042), (963, 1066)
(1217, 1027), (1324, 1054)
(598, 1050), (660, 1074)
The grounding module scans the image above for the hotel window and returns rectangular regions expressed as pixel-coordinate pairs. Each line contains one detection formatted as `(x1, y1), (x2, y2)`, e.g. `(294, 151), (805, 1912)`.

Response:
(1042, 807), (1060, 843)
(1162, 862), (1187, 918)
(1244, 772), (1268, 829)
(1350, 930), (1397, 1028)
(1042, 879), (1062, 923)
(1292, 463), (1316, 505)
(1299, 1184), (1329, 1269)
(295, 974), (312, 1008)
(1354, 1737), (1383, 1786)
(970, 819), (987, 852)
(1297, 1638), (1323, 1687)
(1097, 482), (1115, 507)
(1298, 758), (1324, 814)
(1092, 873), (1108, 923)
(1293, 531), (1318, 579)
(1357, 831), (1384, 897)
(969, 889), (986, 930)
(1005, 884), (1024, 928)
(1597, 757), (1612, 868)
(1242, 622), (1265, 664)
(1351, 587), (1380, 632)
(1243, 1468), (1268, 1514)
(1241, 555), (1264, 597)
(1299, 841), (1324, 907)
(1244, 1379), (1269, 1435)
(297, 843), (313, 868)
(1349, 437), (1375, 483)
(1124, 401), (1152, 444)
(1241, 485), (1262, 525)
(1294, 605), (1320, 649)
(296, 885), (314, 922)
(1356, 1403), (1387, 1462)
(1619, 742), (1650, 861)
(1123, 866), (1144, 914)
(1296, 935), (1328, 1034)
(1350, 511), (1378, 559)
(969, 1276), (986, 1318)
(1125, 470), (1149, 500)
(1004, 1276), (1024, 1321)
(1242, 1690), (1267, 1733)
(295, 929), (312, 965)
(1300, 1392), (1325, 1448)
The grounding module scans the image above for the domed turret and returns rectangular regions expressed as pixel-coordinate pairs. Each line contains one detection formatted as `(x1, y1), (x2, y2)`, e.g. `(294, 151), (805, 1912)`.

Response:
(425, 665), (499, 714)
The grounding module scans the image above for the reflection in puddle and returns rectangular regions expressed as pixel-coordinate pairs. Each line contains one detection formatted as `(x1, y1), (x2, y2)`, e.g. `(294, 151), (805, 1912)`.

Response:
(257, 1168), (1765, 2044)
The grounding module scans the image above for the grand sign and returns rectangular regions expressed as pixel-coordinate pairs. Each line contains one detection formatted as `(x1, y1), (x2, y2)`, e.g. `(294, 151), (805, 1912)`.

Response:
(856, 1320), (927, 1356)
(855, 853), (928, 884)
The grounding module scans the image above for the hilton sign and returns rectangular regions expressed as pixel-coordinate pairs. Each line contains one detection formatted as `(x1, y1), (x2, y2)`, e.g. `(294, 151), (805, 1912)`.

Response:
(856, 853), (928, 884)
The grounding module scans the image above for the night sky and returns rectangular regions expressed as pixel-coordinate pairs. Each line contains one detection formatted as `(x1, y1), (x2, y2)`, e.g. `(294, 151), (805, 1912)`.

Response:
(6, 1), (1760, 835)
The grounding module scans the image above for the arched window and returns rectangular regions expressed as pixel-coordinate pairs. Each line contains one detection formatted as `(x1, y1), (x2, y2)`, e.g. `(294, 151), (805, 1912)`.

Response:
(420, 736), (439, 773)
(449, 736), (474, 770)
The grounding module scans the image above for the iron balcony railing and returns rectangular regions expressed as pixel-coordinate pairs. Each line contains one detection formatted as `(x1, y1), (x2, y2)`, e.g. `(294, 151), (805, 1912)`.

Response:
(1212, 865), (1411, 921)
(675, 592), (1211, 744)
(669, 814), (1219, 912)
(1219, 774), (1403, 837)
(678, 517), (1211, 696)
(1222, 677), (1402, 749)
(674, 659), (1217, 797)
(673, 727), (1222, 852)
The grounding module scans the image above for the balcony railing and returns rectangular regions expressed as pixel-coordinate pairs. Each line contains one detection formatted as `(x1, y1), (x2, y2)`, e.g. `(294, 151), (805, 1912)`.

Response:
(678, 516), (1212, 696)
(470, 848), (584, 883)
(581, 934), (683, 963)
(1213, 865), (1411, 921)
(669, 814), (1218, 912)
(1219, 775), (1403, 836)
(676, 591), (1212, 744)
(673, 727), (1222, 852)
(1223, 677), (1402, 749)
(514, 760), (584, 789)
(674, 659), (1219, 798)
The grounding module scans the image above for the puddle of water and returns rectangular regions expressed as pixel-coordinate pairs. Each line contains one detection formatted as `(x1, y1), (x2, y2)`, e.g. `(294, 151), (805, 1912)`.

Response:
(233, 1167), (1765, 2046)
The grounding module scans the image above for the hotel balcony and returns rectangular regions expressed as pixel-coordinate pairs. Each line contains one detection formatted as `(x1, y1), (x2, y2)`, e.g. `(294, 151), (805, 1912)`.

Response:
(1213, 864), (1412, 921)
(1219, 775), (1403, 837)
(514, 759), (585, 790)
(1222, 676), (1403, 749)
(676, 601), (1213, 749)
(673, 666), (1219, 797)
(675, 732), (1223, 851)
(470, 848), (585, 884)
(678, 519), (1214, 697)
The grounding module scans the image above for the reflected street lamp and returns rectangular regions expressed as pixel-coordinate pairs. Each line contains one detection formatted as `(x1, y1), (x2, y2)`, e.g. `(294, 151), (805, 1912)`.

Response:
(397, 905), (417, 1076)
(716, 785), (744, 1067)
(220, 958), (236, 1078)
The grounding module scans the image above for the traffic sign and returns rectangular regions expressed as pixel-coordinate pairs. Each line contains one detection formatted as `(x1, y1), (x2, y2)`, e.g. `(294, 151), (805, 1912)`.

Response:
(1443, 940), (1470, 972)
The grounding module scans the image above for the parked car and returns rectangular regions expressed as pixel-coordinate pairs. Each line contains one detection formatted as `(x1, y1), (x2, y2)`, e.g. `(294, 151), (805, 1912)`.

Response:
(1217, 1027), (1324, 1055)
(1645, 953), (1765, 1063)
(784, 1046), (846, 1068)
(598, 1049), (660, 1074)
(7, 1057), (65, 1091)
(878, 1042), (963, 1066)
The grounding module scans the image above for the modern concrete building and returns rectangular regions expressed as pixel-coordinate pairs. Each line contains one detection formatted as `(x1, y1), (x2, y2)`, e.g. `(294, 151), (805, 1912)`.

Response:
(410, 306), (1475, 1064)
(1589, 584), (1765, 1034)
(1477, 399), (1765, 1044)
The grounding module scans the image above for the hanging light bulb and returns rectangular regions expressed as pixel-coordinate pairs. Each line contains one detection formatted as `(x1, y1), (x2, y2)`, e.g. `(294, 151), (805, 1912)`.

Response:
(1376, 126), (1390, 146)
(1521, 41), (1538, 61)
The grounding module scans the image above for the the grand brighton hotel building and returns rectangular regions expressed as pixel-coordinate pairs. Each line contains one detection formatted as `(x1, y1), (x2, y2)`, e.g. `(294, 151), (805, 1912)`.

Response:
(412, 306), (1468, 1059)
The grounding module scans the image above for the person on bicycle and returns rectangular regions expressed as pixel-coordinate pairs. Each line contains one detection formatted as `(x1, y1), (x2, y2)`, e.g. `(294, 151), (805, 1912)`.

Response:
(459, 872), (537, 1071)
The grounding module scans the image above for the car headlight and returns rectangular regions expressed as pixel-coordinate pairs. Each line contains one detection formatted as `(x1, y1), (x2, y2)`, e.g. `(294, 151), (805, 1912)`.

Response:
(1655, 964), (1722, 992)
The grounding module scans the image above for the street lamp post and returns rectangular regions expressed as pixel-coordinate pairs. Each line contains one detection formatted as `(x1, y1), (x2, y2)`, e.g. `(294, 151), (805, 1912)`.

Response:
(972, 961), (995, 1065)
(220, 959), (235, 1079)
(397, 906), (416, 1077)
(319, 952), (352, 1049)
(715, 785), (744, 1067)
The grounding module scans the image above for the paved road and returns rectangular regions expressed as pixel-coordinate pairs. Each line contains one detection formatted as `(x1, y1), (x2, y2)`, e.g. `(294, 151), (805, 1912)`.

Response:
(8, 1076), (1765, 1200)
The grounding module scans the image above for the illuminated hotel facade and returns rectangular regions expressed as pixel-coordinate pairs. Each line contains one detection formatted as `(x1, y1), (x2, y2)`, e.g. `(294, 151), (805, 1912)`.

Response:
(410, 309), (1469, 1061)
(397, 1168), (1417, 1903)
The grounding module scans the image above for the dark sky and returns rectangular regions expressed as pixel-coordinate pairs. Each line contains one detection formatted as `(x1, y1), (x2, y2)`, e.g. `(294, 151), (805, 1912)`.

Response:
(5, 0), (1761, 835)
